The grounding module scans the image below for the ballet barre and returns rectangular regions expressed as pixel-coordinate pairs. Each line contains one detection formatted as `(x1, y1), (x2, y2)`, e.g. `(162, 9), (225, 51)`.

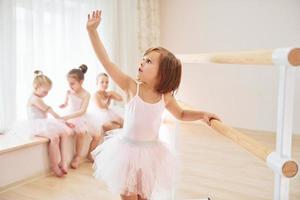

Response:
(177, 48), (300, 66)
(210, 119), (298, 178)
(178, 101), (298, 178)
(177, 47), (300, 200)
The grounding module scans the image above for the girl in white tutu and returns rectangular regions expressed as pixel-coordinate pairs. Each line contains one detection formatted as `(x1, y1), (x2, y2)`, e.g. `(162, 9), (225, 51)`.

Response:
(86, 72), (123, 161)
(87, 10), (221, 200)
(59, 64), (91, 169)
(9, 70), (73, 177)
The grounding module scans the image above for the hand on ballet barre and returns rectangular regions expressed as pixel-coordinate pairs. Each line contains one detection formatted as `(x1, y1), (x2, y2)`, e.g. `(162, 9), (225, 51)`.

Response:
(87, 10), (101, 31)
(202, 112), (221, 126)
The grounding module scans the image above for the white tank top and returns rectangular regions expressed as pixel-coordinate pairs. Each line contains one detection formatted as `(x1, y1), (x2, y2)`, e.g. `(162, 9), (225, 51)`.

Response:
(122, 83), (165, 142)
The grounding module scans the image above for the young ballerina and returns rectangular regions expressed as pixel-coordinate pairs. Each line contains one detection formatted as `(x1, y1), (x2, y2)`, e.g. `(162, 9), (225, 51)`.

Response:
(59, 64), (91, 169)
(94, 73), (123, 132)
(9, 71), (73, 177)
(87, 10), (220, 200)
(86, 72), (124, 161)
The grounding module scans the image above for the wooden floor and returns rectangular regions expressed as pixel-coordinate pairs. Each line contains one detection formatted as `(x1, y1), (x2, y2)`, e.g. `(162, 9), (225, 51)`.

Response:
(0, 122), (299, 200)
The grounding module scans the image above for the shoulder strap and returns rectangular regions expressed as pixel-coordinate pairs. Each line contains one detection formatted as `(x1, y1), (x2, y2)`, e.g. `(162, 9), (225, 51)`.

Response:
(135, 81), (141, 97)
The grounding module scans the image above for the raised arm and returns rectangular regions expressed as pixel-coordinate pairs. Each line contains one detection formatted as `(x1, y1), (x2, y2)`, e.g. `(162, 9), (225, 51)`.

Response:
(108, 91), (123, 102)
(164, 93), (220, 126)
(62, 94), (90, 121)
(87, 10), (136, 93)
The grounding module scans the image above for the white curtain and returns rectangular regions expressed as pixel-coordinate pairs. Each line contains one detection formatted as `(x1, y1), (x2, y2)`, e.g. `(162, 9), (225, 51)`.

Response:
(0, 0), (17, 133)
(110, 0), (161, 99)
(137, 0), (160, 54)
(0, 0), (160, 132)
(13, 0), (114, 120)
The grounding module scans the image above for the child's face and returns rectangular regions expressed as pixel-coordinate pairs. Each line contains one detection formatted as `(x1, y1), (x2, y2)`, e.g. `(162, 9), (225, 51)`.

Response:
(35, 85), (51, 97)
(97, 76), (109, 91)
(138, 51), (160, 84)
(67, 77), (83, 92)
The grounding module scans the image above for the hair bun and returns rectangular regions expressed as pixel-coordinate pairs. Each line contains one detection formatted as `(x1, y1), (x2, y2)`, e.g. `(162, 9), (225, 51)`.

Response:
(79, 64), (88, 74)
(34, 70), (43, 76)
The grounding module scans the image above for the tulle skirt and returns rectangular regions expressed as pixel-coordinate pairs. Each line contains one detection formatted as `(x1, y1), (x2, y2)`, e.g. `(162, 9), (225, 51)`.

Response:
(68, 115), (91, 134)
(87, 109), (122, 134)
(7, 118), (73, 140)
(92, 133), (178, 199)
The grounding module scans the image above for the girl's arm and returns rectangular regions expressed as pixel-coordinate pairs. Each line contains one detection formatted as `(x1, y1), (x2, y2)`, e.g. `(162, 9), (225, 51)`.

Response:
(62, 93), (90, 121)
(107, 91), (123, 102)
(94, 93), (109, 109)
(164, 93), (220, 126)
(59, 91), (69, 108)
(86, 10), (136, 95)
(33, 98), (61, 119)
(48, 109), (61, 119)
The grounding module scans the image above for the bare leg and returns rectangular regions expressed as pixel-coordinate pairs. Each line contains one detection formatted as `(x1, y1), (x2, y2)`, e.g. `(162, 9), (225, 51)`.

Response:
(47, 135), (64, 177)
(120, 194), (138, 200)
(102, 120), (123, 135)
(87, 132), (103, 162)
(116, 117), (124, 128)
(71, 132), (85, 169)
(121, 171), (144, 200)
(137, 195), (147, 200)
(136, 169), (148, 200)
(58, 133), (68, 174)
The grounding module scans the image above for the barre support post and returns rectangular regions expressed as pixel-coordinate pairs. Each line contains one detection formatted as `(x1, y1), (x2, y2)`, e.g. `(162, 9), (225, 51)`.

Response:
(272, 48), (297, 200)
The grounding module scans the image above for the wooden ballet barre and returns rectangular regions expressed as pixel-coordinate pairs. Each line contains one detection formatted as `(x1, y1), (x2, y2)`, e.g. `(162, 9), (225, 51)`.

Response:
(210, 119), (272, 161)
(177, 48), (300, 66)
(210, 119), (298, 178)
(177, 101), (298, 178)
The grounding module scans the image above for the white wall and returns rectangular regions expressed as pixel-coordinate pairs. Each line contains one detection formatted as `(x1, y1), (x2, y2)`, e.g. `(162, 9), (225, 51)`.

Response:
(160, 0), (300, 133)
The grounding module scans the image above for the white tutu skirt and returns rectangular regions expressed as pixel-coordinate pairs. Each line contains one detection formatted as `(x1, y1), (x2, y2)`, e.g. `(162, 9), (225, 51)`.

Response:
(7, 118), (73, 140)
(92, 134), (178, 199)
(68, 115), (91, 134)
(87, 109), (122, 134)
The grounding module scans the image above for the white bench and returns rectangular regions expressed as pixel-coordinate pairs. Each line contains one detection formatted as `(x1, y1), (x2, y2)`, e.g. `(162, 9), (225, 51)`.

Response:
(0, 134), (92, 191)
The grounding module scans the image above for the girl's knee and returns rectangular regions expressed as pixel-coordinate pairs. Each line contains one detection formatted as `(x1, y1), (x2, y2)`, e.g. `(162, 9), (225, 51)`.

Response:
(92, 133), (101, 139)
(102, 123), (111, 132)
(59, 132), (68, 139)
(118, 117), (124, 124)
(50, 135), (60, 143)
(76, 132), (85, 138)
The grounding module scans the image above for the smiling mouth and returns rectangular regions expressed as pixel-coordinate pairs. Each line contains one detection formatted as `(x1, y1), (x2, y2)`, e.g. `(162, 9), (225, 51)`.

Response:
(138, 68), (143, 72)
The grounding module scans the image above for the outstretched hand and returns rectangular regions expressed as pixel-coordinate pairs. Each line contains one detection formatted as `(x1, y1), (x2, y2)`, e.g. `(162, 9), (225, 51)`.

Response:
(202, 112), (221, 126)
(87, 10), (101, 31)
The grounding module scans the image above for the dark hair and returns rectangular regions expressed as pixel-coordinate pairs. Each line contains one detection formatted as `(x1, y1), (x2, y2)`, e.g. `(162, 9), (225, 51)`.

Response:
(96, 72), (108, 82)
(68, 64), (88, 81)
(144, 47), (182, 94)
